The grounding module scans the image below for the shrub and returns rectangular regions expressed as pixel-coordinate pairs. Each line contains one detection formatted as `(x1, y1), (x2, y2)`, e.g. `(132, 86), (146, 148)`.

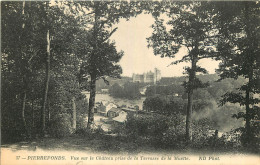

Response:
(76, 115), (88, 130)
(124, 113), (177, 147)
(192, 118), (216, 148)
(48, 113), (73, 138)
(161, 124), (186, 149)
(160, 114), (186, 148)
(143, 96), (186, 115)
(111, 122), (127, 135)
(125, 113), (169, 138)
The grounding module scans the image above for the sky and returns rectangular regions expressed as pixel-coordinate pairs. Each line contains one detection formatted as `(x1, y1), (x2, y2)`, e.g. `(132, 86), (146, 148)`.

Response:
(111, 13), (219, 77)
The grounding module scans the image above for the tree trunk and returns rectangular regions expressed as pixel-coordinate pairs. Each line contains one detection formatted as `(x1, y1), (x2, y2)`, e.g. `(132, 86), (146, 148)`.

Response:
(87, 74), (96, 129)
(244, 1), (253, 143)
(47, 98), (50, 123)
(72, 97), (77, 130)
(186, 89), (193, 143)
(245, 88), (251, 138)
(32, 99), (34, 127)
(185, 49), (197, 144)
(41, 29), (50, 136)
(87, 2), (99, 129)
(22, 91), (27, 134)
(31, 98), (35, 137)
(20, 0), (30, 138)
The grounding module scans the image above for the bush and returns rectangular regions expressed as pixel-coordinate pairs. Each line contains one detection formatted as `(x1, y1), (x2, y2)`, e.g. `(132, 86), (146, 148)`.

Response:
(123, 113), (176, 147)
(161, 117), (220, 149)
(160, 115), (186, 149)
(76, 115), (88, 130)
(111, 122), (127, 135)
(161, 125), (186, 149)
(143, 96), (186, 115)
(48, 113), (73, 138)
(125, 113), (168, 138)
(192, 118), (216, 148)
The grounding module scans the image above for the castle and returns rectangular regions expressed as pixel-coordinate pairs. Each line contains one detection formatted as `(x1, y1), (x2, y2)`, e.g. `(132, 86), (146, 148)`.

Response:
(132, 68), (161, 84)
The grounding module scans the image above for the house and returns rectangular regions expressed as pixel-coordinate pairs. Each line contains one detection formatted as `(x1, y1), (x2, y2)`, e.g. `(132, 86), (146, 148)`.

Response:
(113, 111), (127, 123)
(107, 108), (122, 118)
(107, 108), (128, 123)
(94, 102), (101, 113)
(121, 107), (136, 114)
(97, 101), (117, 116)
(104, 102), (117, 112)
(107, 108), (128, 122)
(134, 105), (139, 110)
(101, 89), (109, 93)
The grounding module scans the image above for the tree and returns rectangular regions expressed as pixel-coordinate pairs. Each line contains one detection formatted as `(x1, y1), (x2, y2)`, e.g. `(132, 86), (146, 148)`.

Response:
(109, 83), (124, 97)
(213, 1), (260, 145)
(147, 1), (217, 143)
(1, 1), (86, 139)
(143, 96), (186, 115)
(109, 82), (141, 99)
(123, 82), (142, 99)
(2, 1), (47, 137)
(76, 1), (141, 128)
(26, 1), (82, 136)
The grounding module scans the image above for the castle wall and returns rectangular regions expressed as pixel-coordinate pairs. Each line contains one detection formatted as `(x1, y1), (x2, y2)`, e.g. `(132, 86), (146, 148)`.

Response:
(133, 68), (161, 84)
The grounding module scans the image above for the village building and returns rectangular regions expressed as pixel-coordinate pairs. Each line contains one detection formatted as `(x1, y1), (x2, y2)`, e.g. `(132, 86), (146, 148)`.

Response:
(101, 88), (109, 93)
(121, 107), (137, 114)
(107, 108), (122, 118)
(106, 108), (128, 124)
(97, 101), (117, 116)
(113, 111), (127, 123)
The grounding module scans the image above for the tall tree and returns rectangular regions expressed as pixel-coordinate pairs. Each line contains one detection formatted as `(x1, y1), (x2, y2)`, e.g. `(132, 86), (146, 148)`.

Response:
(147, 1), (217, 143)
(76, 1), (141, 128)
(41, 2), (50, 135)
(2, 1), (85, 138)
(2, 1), (46, 137)
(213, 1), (260, 145)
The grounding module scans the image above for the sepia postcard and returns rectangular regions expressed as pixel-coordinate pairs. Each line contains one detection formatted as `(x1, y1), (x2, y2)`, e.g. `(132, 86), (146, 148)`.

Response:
(1, 0), (259, 165)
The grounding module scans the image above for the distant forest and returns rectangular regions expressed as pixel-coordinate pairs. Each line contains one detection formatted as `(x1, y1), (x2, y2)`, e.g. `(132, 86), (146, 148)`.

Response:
(95, 74), (219, 91)
(106, 74), (246, 132)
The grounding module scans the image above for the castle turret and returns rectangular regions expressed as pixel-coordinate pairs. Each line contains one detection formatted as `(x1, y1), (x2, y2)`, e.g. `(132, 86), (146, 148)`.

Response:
(154, 68), (161, 84)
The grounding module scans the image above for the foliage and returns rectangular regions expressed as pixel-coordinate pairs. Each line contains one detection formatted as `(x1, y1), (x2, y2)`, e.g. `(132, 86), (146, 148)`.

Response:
(1, 1), (88, 141)
(48, 113), (73, 138)
(143, 92), (245, 134)
(123, 82), (142, 99)
(124, 113), (170, 139)
(147, 2), (217, 89)
(120, 112), (246, 151)
(212, 1), (260, 144)
(76, 115), (88, 131)
(145, 74), (246, 101)
(73, 1), (142, 128)
(160, 123), (186, 149)
(1, 1), (258, 152)
(147, 1), (218, 142)
(109, 83), (124, 97)
(95, 76), (132, 92)
(191, 118), (216, 148)
(145, 84), (185, 97)
(143, 96), (186, 115)
(109, 82), (141, 99)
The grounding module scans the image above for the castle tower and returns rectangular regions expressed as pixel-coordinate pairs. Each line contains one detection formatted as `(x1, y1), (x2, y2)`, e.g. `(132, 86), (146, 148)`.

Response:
(154, 68), (161, 84)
